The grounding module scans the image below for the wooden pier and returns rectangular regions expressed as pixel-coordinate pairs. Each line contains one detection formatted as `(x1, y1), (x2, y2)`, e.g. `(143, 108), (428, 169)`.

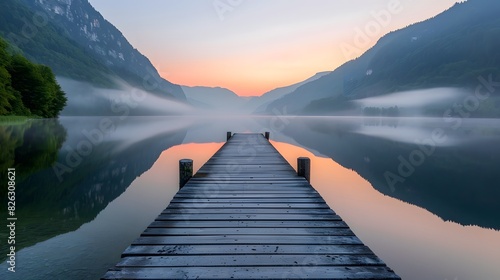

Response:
(102, 133), (400, 279)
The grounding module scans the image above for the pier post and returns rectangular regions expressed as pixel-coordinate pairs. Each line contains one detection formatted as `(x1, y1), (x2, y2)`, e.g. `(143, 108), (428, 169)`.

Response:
(179, 159), (193, 189)
(297, 157), (311, 183)
(265, 132), (270, 140)
(227, 132), (232, 141)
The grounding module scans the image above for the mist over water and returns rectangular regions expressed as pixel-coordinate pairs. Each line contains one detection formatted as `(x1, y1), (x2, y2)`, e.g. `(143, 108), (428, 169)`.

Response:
(354, 88), (465, 107)
(352, 87), (469, 117)
(60, 78), (492, 119)
(58, 77), (196, 116)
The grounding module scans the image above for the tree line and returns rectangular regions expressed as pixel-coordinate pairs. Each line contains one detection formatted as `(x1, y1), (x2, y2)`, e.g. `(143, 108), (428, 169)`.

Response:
(0, 37), (66, 118)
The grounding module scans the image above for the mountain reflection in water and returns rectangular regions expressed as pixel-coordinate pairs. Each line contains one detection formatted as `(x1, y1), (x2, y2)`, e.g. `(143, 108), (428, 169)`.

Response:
(0, 116), (499, 280)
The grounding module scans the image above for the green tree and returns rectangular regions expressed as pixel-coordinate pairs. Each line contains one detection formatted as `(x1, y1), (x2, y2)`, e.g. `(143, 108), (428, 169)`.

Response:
(8, 54), (48, 117)
(0, 38), (12, 114)
(0, 36), (67, 118)
(38, 65), (67, 118)
(0, 67), (13, 114)
(0, 38), (28, 115)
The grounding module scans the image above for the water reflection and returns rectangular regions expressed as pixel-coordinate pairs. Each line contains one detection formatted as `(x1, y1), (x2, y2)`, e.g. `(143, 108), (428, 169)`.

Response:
(0, 116), (499, 280)
(0, 142), (222, 280)
(0, 119), (67, 252)
(119, 115), (500, 230)
(0, 119), (66, 188)
(0, 117), (191, 255)
(275, 117), (500, 229)
(273, 141), (500, 280)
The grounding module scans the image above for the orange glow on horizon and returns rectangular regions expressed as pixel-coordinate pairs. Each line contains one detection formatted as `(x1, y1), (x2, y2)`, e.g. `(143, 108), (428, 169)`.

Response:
(155, 40), (346, 97)
(91, 0), (460, 97)
(270, 141), (366, 187)
(161, 66), (327, 97)
(154, 142), (224, 174)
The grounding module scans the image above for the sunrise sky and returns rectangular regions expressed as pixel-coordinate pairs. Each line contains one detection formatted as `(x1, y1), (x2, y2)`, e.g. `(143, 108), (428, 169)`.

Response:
(88, 0), (458, 96)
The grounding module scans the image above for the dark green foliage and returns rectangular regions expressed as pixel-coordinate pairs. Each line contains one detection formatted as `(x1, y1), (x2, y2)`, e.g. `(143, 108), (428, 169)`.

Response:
(0, 38), (15, 115)
(0, 37), (67, 118)
(0, 67), (14, 115)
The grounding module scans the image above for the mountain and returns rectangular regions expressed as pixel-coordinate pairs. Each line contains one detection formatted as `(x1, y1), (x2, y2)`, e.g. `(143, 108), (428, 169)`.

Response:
(247, 71), (331, 113)
(182, 86), (247, 113)
(264, 0), (500, 116)
(0, 0), (113, 86)
(182, 72), (331, 114)
(0, 0), (185, 101)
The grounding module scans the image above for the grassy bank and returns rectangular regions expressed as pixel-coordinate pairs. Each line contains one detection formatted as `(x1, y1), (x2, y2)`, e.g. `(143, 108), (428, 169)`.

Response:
(0, 115), (32, 124)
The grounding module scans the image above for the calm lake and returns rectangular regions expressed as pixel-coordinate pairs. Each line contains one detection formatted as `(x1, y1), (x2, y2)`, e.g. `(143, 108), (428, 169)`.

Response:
(1, 116), (499, 280)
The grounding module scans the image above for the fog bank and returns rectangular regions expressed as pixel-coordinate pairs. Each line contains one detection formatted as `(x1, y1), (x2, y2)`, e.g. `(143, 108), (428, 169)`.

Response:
(59, 77), (195, 116)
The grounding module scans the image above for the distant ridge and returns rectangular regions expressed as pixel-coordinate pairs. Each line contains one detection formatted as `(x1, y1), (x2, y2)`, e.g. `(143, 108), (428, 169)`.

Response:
(181, 86), (246, 113)
(181, 72), (332, 114)
(249, 71), (331, 113)
(264, 0), (500, 116)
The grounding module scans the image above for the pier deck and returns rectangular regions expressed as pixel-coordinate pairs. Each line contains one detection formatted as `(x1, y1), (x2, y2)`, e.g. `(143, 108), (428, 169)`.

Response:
(102, 133), (400, 279)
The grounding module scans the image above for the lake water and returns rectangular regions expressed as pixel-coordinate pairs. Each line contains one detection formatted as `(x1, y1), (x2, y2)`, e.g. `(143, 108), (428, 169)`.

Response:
(1, 116), (499, 280)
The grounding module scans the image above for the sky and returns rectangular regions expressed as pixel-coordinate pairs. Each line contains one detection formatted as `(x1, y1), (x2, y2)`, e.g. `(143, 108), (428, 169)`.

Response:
(88, 0), (458, 96)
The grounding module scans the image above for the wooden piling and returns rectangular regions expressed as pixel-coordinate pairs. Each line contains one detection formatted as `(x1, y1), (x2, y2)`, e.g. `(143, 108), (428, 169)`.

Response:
(227, 132), (232, 141)
(179, 159), (193, 189)
(264, 131), (270, 140)
(297, 157), (311, 183)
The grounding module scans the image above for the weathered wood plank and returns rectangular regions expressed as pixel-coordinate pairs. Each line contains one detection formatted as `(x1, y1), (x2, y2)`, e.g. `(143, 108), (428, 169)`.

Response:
(166, 203), (331, 209)
(182, 182), (310, 186)
(195, 174), (298, 178)
(155, 213), (339, 221)
(181, 187), (313, 191)
(132, 235), (363, 245)
(196, 170), (296, 174)
(199, 165), (293, 169)
(187, 178), (307, 182)
(102, 266), (400, 279)
(142, 227), (354, 236)
(175, 189), (319, 198)
(148, 220), (347, 228)
(161, 208), (334, 215)
(121, 244), (374, 256)
(181, 185), (313, 190)
(170, 198), (326, 203)
(115, 254), (384, 267)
